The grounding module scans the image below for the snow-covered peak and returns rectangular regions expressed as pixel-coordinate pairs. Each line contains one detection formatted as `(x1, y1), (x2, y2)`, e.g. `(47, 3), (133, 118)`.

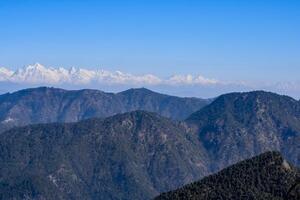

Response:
(69, 66), (77, 74)
(27, 62), (46, 70)
(0, 67), (14, 81)
(0, 67), (13, 75)
(12, 63), (64, 83)
(0, 63), (219, 86)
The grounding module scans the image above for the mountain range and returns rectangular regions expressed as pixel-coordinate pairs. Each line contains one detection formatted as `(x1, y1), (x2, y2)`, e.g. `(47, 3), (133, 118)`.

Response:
(0, 87), (299, 199)
(155, 151), (300, 200)
(0, 63), (218, 85)
(0, 87), (210, 132)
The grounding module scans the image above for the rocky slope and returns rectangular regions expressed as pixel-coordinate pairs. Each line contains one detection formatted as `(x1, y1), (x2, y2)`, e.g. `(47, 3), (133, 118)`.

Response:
(155, 151), (300, 200)
(0, 111), (209, 200)
(0, 87), (209, 132)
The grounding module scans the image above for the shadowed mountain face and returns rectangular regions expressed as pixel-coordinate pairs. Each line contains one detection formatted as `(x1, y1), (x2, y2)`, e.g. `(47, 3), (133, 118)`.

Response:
(0, 111), (210, 200)
(155, 151), (300, 200)
(0, 87), (209, 132)
(185, 91), (300, 171)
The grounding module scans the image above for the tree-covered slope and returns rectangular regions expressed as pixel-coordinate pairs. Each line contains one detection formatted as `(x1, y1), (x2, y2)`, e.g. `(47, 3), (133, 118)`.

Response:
(155, 151), (300, 200)
(0, 111), (209, 200)
(186, 91), (300, 171)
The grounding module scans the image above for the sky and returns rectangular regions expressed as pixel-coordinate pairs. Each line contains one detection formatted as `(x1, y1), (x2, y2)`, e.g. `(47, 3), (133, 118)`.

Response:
(0, 0), (300, 97)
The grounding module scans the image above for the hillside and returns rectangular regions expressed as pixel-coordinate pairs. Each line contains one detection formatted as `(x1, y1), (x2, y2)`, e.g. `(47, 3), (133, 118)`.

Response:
(0, 111), (209, 200)
(155, 151), (300, 200)
(186, 91), (300, 171)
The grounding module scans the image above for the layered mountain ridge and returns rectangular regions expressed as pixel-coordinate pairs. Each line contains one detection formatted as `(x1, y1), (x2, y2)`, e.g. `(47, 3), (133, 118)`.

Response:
(0, 88), (299, 199)
(0, 87), (209, 132)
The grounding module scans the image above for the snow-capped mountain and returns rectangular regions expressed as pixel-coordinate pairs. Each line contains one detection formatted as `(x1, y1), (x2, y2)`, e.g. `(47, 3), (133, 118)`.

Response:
(0, 67), (14, 81)
(0, 63), (218, 86)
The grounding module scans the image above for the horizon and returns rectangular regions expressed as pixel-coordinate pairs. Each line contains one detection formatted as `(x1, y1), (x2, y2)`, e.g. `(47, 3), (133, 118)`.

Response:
(1, 62), (300, 99)
(1, 0), (300, 97)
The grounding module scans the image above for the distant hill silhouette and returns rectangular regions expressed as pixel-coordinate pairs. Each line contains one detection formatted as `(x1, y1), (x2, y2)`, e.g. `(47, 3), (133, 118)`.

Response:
(0, 87), (210, 132)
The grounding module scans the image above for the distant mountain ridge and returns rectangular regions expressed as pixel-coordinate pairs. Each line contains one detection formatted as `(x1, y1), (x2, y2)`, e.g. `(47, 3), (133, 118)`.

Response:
(155, 151), (300, 200)
(185, 91), (300, 171)
(0, 86), (210, 132)
(0, 63), (218, 85)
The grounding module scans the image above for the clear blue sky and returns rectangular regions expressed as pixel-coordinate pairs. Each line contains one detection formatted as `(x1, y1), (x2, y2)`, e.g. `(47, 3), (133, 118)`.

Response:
(0, 0), (299, 82)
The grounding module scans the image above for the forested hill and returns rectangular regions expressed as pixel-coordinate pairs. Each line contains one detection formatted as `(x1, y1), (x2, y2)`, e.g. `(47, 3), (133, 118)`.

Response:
(155, 151), (300, 200)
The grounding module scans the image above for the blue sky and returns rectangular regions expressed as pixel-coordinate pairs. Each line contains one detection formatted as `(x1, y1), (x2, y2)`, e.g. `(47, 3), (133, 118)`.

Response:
(0, 0), (300, 83)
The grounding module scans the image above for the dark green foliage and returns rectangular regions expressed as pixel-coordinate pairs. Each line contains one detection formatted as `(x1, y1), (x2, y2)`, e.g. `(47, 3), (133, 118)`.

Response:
(0, 87), (209, 133)
(0, 111), (209, 200)
(155, 151), (300, 200)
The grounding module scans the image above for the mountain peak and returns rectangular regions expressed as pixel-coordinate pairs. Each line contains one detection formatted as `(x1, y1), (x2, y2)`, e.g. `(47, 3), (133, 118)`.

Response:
(22, 63), (48, 73)
(185, 89), (300, 172)
(0, 67), (14, 80)
(186, 90), (299, 122)
(119, 87), (157, 95)
(28, 62), (45, 69)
